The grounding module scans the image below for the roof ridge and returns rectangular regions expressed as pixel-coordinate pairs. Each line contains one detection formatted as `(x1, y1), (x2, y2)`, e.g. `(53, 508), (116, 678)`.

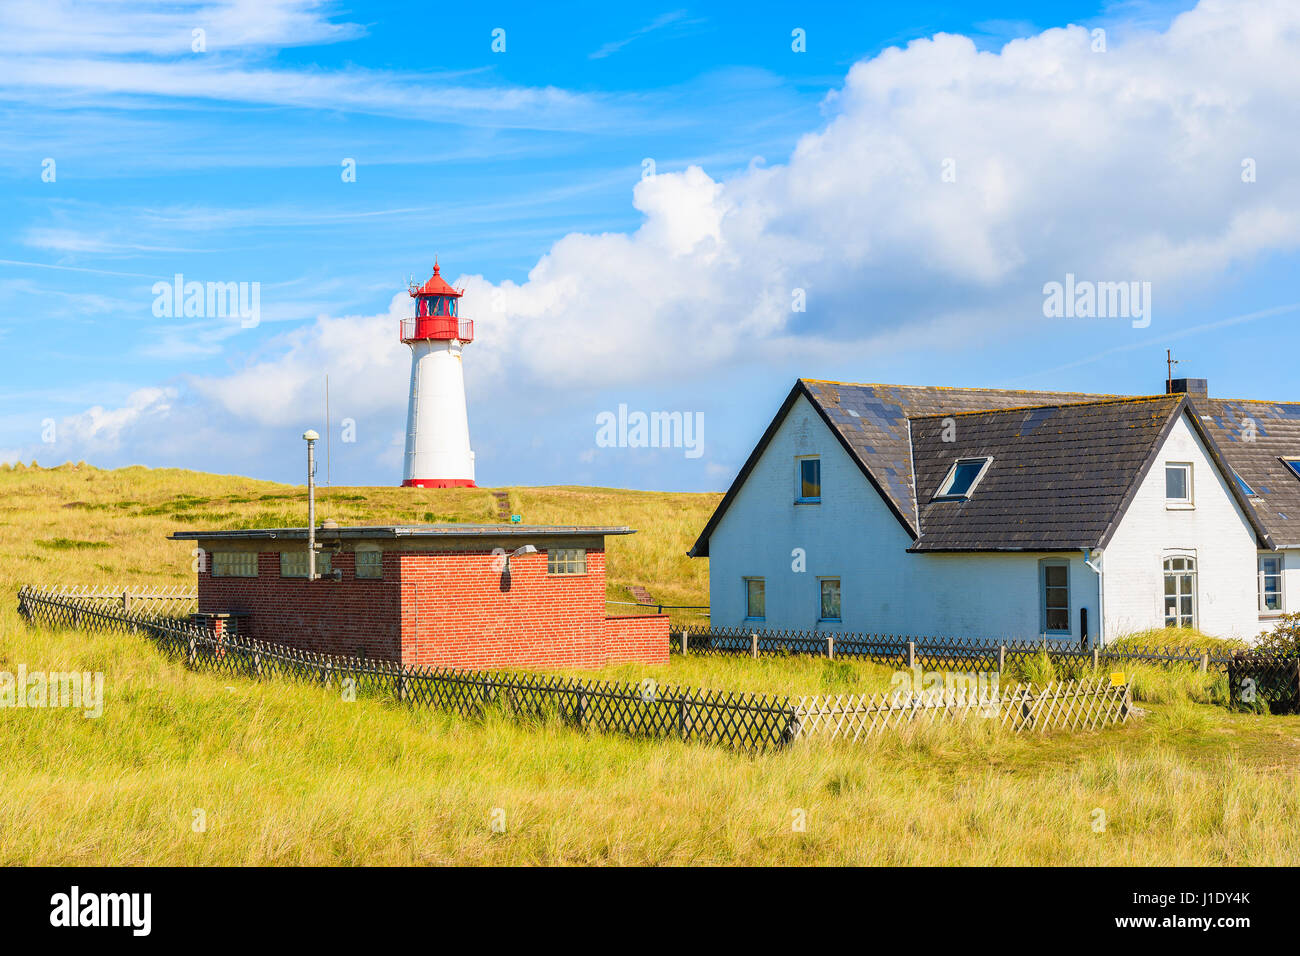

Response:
(909, 394), (1179, 420)
(800, 378), (1119, 397)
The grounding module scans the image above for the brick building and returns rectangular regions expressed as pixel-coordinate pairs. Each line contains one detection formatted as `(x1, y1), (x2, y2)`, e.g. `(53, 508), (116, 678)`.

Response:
(169, 524), (669, 669)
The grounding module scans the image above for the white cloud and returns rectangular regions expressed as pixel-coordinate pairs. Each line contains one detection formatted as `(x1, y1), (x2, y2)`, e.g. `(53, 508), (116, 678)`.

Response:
(31, 0), (1300, 468)
(0, 0), (361, 56)
(58, 386), (177, 451)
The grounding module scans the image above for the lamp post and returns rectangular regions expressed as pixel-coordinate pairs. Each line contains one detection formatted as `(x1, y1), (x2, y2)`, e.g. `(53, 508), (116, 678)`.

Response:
(304, 429), (319, 581)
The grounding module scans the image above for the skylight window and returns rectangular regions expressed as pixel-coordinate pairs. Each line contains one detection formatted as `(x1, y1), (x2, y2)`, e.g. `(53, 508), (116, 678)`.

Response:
(934, 457), (992, 500)
(1284, 458), (1300, 482)
(1231, 468), (1257, 498)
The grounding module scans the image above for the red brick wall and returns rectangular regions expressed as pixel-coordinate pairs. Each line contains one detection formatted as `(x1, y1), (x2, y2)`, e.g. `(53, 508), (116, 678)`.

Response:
(400, 550), (609, 669)
(198, 551), (403, 660)
(604, 614), (671, 665)
(196, 545), (670, 670)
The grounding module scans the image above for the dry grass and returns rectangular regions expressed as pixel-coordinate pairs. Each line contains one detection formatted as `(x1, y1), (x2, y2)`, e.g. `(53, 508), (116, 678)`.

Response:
(5, 462), (1300, 865)
(0, 462), (718, 625)
(5, 605), (1300, 865)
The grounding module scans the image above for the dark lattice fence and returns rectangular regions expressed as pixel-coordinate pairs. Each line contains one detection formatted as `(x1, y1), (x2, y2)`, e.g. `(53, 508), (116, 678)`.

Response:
(18, 586), (797, 752)
(1225, 654), (1300, 714)
(673, 625), (1240, 678)
(16, 585), (1147, 746)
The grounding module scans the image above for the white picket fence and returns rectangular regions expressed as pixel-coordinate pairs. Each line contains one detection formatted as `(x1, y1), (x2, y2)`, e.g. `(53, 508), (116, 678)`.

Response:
(792, 677), (1132, 741)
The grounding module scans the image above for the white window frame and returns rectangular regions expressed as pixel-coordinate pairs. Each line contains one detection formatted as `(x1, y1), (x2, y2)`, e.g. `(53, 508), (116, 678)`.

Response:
(933, 456), (993, 501)
(818, 577), (841, 623)
(744, 577), (766, 621)
(796, 455), (821, 504)
(1162, 554), (1198, 629)
(1259, 553), (1285, 617)
(212, 551), (257, 578)
(1165, 462), (1194, 509)
(1039, 559), (1071, 636)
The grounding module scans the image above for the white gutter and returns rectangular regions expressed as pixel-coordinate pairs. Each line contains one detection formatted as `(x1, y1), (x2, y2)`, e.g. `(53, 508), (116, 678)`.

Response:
(1083, 548), (1104, 647)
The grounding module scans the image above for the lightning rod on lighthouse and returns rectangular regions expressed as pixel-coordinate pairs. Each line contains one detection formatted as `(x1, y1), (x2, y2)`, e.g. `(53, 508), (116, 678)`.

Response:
(399, 261), (476, 487)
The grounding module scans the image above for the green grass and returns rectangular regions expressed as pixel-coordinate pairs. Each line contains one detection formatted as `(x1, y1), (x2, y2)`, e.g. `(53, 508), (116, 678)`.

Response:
(5, 462), (1300, 865)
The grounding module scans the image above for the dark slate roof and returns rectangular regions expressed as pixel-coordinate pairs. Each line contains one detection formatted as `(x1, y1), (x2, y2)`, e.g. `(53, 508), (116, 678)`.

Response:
(801, 380), (1111, 534)
(689, 378), (1291, 557)
(1196, 399), (1300, 546)
(909, 396), (1183, 551)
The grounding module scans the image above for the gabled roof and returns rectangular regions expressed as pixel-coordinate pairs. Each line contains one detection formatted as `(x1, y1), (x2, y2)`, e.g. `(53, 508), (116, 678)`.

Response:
(688, 380), (1110, 556)
(909, 396), (1183, 551)
(802, 380), (1111, 533)
(1196, 399), (1300, 547)
(689, 378), (1279, 557)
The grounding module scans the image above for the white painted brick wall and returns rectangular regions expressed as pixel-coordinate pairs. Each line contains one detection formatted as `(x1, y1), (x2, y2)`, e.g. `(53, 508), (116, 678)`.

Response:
(1102, 411), (1264, 641)
(707, 395), (1098, 642)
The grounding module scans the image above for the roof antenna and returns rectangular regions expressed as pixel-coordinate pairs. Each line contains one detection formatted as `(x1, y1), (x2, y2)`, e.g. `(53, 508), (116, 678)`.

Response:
(1166, 349), (1179, 394)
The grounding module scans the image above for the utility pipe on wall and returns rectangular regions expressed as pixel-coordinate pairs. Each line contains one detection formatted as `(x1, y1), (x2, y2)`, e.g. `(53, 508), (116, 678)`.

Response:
(1083, 548), (1104, 646)
(304, 429), (319, 581)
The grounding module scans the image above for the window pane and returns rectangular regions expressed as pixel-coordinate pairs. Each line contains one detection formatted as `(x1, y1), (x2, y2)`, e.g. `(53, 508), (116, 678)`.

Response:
(356, 550), (382, 579)
(212, 551), (257, 577)
(1284, 459), (1300, 480)
(1046, 608), (1069, 631)
(280, 550), (330, 577)
(800, 459), (821, 499)
(820, 579), (840, 620)
(746, 579), (765, 618)
(1045, 565), (1067, 588)
(946, 460), (985, 497)
(1166, 466), (1188, 500)
(547, 548), (586, 575)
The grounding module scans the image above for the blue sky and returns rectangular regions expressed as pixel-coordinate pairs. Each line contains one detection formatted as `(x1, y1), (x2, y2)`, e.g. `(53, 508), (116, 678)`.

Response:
(2, 0), (1298, 491)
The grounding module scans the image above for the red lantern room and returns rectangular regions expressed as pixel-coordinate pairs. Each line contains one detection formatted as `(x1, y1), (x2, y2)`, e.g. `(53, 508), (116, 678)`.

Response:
(399, 262), (474, 344)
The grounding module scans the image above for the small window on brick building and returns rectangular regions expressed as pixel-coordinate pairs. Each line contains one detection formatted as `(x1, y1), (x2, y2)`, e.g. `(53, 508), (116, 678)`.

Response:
(355, 549), (383, 579)
(280, 550), (332, 578)
(212, 552), (257, 577)
(547, 548), (586, 575)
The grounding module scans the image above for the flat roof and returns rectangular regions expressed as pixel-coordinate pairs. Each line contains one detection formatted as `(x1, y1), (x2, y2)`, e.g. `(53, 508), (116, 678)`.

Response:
(169, 524), (634, 542)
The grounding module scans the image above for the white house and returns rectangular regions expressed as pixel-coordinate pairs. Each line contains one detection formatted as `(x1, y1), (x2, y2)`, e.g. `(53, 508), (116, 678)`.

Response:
(689, 378), (1300, 644)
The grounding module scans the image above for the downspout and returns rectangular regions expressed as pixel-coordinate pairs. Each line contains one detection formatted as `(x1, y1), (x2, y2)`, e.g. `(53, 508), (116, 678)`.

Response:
(1083, 548), (1104, 647)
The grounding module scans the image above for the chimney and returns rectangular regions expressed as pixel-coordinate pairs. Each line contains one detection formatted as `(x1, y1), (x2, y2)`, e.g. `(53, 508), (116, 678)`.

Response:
(1166, 377), (1208, 397)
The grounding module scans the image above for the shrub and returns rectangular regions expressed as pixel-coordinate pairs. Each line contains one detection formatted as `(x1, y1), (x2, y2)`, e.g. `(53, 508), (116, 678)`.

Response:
(1255, 613), (1300, 656)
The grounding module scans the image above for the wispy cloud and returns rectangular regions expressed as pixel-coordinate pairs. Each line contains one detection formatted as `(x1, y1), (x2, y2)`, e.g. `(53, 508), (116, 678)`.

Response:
(589, 10), (700, 59)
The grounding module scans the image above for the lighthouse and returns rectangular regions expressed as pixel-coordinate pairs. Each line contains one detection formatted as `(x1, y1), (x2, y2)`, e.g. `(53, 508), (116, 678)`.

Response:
(399, 262), (476, 487)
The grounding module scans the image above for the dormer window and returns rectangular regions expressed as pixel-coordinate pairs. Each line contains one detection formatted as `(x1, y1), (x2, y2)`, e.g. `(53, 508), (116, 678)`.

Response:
(933, 457), (992, 500)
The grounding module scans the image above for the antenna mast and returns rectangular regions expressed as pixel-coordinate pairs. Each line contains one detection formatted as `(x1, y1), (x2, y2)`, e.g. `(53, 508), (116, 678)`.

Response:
(325, 373), (331, 488)
(1166, 349), (1179, 393)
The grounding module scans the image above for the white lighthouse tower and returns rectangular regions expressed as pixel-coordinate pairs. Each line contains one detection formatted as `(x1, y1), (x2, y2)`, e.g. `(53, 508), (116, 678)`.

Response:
(399, 262), (475, 487)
